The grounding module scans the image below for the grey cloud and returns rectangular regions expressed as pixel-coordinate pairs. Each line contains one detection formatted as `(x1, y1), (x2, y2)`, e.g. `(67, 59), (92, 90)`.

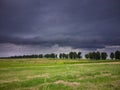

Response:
(0, 0), (120, 56)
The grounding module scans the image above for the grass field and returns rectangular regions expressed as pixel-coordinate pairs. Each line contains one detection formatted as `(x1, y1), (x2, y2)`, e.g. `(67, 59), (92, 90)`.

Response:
(0, 58), (120, 90)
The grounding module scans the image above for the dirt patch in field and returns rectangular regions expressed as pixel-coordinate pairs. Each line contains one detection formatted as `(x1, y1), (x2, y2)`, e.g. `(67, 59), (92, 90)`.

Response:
(111, 75), (118, 78)
(78, 73), (113, 80)
(27, 74), (49, 79)
(111, 80), (120, 87)
(97, 62), (120, 65)
(95, 73), (112, 78)
(103, 62), (120, 65)
(78, 76), (93, 80)
(73, 62), (120, 66)
(0, 79), (20, 83)
(101, 73), (112, 76)
(54, 80), (79, 87)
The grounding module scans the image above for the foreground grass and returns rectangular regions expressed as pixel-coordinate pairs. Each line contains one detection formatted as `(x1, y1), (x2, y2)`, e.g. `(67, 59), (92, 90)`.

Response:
(0, 58), (120, 90)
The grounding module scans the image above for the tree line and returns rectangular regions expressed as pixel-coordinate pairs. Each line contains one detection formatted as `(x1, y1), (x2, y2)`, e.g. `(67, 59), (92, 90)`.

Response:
(10, 52), (82, 59)
(85, 52), (107, 60)
(59, 52), (82, 59)
(110, 51), (120, 60)
(10, 51), (120, 60)
(85, 51), (120, 60)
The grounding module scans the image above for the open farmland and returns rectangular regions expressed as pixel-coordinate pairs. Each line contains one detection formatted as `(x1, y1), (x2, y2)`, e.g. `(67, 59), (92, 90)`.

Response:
(0, 58), (120, 90)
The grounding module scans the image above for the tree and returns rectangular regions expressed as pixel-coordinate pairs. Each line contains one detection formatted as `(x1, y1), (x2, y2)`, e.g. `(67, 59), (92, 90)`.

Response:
(44, 54), (49, 58)
(63, 53), (66, 59)
(96, 52), (100, 60)
(101, 52), (107, 60)
(39, 54), (43, 58)
(110, 52), (114, 60)
(69, 52), (73, 59)
(88, 52), (96, 60)
(89, 52), (93, 59)
(78, 52), (82, 59)
(93, 52), (96, 60)
(115, 51), (120, 60)
(73, 52), (78, 59)
(69, 52), (78, 59)
(51, 53), (56, 58)
(85, 54), (89, 59)
(64, 54), (69, 59)
(59, 53), (63, 59)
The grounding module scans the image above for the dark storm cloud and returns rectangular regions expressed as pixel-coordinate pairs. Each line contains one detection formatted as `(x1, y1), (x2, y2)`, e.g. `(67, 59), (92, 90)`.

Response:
(0, 0), (120, 50)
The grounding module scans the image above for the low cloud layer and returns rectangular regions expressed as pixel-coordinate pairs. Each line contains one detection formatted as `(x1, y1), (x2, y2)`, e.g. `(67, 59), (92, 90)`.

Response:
(0, 0), (120, 56)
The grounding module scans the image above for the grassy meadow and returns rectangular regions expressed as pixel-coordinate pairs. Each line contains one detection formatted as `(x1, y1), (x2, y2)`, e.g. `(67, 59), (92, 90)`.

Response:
(0, 58), (120, 90)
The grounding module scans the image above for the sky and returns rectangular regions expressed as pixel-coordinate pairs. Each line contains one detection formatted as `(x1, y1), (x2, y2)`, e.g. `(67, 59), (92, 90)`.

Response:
(0, 0), (120, 57)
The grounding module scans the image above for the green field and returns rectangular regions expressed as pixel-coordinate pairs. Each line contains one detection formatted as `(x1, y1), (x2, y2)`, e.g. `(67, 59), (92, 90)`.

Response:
(0, 59), (120, 90)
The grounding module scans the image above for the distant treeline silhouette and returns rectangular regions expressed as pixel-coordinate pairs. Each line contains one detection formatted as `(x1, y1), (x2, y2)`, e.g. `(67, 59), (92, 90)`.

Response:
(10, 51), (120, 60)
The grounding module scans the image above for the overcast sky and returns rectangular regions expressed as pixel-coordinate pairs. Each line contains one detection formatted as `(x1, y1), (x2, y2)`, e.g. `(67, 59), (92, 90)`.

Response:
(0, 0), (120, 57)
